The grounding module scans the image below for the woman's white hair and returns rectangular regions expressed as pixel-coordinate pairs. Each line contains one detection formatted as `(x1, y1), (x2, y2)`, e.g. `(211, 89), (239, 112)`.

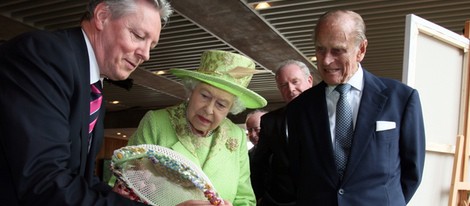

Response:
(181, 78), (246, 115)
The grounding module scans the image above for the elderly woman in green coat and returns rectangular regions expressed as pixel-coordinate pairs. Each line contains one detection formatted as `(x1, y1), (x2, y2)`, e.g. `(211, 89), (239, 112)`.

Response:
(118, 50), (267, 205)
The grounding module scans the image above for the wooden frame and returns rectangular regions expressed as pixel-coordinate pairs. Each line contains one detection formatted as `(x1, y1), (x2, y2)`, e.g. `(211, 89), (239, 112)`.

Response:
(449, 20), (470, 206)
(402, 14), (470, 206)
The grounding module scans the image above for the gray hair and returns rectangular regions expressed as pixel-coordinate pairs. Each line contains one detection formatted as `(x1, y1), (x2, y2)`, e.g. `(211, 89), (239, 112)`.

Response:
(82, 0), (173, 25)
(275, 59), (311, 79)
(181, 78), (246, 115)
(314, 10), (367, 47)
(245, 109), (268, 121)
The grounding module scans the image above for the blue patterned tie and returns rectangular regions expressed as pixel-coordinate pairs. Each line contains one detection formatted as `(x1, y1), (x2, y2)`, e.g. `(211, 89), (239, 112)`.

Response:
(335, 84), (353, 178)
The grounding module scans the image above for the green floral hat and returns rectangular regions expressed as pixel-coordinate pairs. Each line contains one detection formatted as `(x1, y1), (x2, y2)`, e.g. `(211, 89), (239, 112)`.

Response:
(170, 50), (267, 109)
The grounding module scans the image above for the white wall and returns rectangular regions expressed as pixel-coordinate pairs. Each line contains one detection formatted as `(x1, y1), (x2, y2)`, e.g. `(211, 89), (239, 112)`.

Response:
(402, 14), (470, 206)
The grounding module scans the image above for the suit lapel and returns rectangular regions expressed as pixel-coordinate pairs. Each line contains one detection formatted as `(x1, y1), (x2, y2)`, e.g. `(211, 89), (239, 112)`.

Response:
(79, 72), (88, 176)
(171, 142), (202, 166)
(343, 70), (388, 182)
(308, 83), (339, 185)
(275, 108), (288, 150)
(62, 27), (93, 177)
(169, 130), (227, 180)
(200, 143), (226, 179)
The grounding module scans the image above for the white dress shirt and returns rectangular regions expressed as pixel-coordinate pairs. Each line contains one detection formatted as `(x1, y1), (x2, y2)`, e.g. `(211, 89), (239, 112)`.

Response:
(326, 65), (364, 145)
(81, 29), (102, 85)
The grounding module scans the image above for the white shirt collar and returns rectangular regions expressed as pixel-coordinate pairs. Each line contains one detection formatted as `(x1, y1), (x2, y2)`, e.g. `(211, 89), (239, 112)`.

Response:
(348, 63), (364, 92)
(326, 63), (364, 93)
(81, 29), (101, 85)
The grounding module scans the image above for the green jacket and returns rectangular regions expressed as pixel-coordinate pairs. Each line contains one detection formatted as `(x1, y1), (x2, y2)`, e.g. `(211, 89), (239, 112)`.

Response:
(128, 103), (256, 205)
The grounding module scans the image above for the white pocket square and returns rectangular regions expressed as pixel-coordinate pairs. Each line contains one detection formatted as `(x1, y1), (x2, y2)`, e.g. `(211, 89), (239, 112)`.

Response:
(376, 121), (396, 131)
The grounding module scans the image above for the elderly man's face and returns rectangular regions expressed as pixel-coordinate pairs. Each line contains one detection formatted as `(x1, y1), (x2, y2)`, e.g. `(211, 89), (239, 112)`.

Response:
(276, 64), (313, 103)
(245, 111), (265, 145)
(315, 16), (367, 86)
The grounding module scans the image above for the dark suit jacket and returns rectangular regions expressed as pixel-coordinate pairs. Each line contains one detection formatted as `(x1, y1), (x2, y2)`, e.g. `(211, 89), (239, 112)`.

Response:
(286, 70), (425, 206)
(0, 28), (144, 205)
(251, 107), (296, 205)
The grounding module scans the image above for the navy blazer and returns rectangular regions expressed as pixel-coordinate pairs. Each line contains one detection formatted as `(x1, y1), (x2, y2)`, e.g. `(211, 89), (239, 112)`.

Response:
(251, 107), (296, 205)
(286, 69), (425, 206)
(0, 28), (143, 205)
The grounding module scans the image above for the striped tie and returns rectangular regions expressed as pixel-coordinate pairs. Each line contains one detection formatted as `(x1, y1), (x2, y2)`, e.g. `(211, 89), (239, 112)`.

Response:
(89, 81), (102, 151)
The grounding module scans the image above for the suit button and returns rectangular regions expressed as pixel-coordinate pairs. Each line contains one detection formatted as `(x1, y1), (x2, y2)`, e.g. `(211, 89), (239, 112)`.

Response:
(338, 189), (344, 195)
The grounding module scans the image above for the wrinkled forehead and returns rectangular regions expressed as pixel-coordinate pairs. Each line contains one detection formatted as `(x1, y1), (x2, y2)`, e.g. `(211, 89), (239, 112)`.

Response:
(315, 12), (357, 41)
(195, 83), (235, 103)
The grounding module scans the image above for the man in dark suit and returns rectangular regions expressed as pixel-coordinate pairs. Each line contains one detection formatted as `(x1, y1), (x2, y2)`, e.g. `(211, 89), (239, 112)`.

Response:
(246, 109), (268, 159)
(251, 60), (313, 205)
(286, 10), (425, 205)
(0, 0), (172, 205)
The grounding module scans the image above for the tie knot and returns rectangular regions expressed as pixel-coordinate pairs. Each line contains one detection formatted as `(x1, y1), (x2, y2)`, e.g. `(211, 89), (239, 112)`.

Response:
(91, 81), (102, 94)
(335, 84), (351, 95)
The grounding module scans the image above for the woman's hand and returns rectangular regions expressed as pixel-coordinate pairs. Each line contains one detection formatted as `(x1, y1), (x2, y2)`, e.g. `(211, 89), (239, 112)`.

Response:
(176, 199), (233, 206)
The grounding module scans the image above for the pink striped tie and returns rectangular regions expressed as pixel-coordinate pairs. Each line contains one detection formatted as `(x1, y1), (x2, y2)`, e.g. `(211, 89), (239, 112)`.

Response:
(89, 81), (102, 151)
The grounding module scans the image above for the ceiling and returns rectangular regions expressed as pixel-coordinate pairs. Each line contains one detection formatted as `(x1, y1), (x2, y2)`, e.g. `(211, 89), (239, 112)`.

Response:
(1, 0), (469, 136)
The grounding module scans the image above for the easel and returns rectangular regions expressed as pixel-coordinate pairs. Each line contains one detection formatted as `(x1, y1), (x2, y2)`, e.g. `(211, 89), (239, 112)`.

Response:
(449, 136), (470, 206)
(448, 20), (470, 206)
